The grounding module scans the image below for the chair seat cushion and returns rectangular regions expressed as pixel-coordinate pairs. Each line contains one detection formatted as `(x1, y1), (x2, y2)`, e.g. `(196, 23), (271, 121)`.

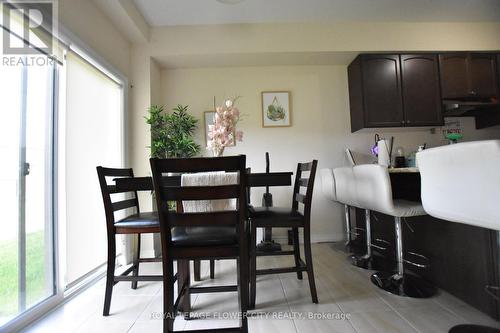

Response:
(171, 226), (237, 247)
(248, 206), (304, 226)
(114, 211), (159, 229)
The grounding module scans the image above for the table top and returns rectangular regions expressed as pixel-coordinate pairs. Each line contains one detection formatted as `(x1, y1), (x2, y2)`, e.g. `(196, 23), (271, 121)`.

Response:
(114, 172), (293, 191)
(388, 167), (420, 174)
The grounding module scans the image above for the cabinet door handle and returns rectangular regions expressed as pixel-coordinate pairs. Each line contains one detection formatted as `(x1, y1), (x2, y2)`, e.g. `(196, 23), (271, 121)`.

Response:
(406, 120), (411, 124)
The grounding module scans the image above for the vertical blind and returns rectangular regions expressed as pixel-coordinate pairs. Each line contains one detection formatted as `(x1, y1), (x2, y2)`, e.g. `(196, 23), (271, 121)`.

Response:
(65, 51), (123, 284)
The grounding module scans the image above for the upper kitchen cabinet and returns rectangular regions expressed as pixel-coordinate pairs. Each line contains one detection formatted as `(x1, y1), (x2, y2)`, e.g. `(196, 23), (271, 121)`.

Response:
(349, 54), (404, 132)
(439, 52), (498, 100)
(348, 54), (442, 132)
(401, 54), (443, 126)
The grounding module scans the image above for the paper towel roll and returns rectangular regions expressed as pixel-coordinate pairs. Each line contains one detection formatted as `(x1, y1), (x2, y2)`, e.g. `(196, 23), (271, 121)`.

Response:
(378, 139), (391, 167)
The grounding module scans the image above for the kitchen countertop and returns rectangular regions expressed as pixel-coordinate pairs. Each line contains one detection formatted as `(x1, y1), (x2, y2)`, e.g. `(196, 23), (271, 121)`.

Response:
(388, 167), (419, 173)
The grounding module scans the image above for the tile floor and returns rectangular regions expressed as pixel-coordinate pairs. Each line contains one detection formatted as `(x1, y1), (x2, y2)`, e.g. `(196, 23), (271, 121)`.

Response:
(22, 243), (500, 333)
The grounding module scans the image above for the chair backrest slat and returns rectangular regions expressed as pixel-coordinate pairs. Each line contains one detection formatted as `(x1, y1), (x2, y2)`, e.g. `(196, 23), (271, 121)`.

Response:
(112, 198), (138, 212)
(160, 185), (240, 201)
(299, 162), (314, 172)
(153, 156), (243, 174)
(98, 167), (133, 177)
(168, 211), (238, 227)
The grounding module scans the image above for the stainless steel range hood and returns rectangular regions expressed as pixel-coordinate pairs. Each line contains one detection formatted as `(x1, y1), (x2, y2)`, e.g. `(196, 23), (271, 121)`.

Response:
(443, 99), (499, 116)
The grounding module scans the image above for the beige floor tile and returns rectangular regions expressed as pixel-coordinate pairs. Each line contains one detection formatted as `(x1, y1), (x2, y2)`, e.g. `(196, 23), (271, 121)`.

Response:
(21, 243), (500, 333)
(394, 303), (467, 333)
(348, 310), (418, 333)
(334, 289), (392, 314)
(248, 318), (297, 333)
(293, 314), (357, 333)
(74, 317), (133, 333)
(102, 294), (155, 322)
(24, 288), (101, 333)
(252, 277), (290, 312)
(130, 314), (188, 332)
(127, 320), (164, 333)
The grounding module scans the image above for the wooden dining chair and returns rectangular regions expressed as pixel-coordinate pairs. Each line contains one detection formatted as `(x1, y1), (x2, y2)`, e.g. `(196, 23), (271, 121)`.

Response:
(150, 155), (249, 333)
(96, 166), (163, 316)
(249, 160), (318, 309)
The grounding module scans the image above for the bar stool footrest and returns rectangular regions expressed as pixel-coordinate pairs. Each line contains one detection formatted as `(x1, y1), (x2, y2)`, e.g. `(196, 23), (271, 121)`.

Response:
(371, 238), (391, 252)
(403, 251), (430, 269)
(349, 227), (365, 237)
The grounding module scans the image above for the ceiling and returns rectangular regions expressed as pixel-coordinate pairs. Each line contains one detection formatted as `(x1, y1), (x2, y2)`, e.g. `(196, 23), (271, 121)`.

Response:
(133, 0), (500, 26)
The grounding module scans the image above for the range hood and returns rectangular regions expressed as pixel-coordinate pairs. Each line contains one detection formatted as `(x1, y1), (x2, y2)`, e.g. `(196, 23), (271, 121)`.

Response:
(443, 98), (499, 116)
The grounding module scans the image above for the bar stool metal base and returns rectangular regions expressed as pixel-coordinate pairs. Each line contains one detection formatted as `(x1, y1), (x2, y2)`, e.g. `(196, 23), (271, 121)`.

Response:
(350, 254), (392, 271)
(449, 325), (500, 333)
(370, 271), (436, 298)
(350, 254), (373, 269)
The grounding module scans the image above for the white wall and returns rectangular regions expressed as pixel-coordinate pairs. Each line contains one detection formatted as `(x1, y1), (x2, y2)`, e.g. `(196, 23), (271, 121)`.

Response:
(160, 65), (500, 242)
(59, 0), (131, 77)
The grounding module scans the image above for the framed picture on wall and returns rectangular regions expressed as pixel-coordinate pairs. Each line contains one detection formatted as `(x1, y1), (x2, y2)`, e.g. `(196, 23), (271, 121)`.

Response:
(204, 111), (236, 147)
(261, 91), (291, 127)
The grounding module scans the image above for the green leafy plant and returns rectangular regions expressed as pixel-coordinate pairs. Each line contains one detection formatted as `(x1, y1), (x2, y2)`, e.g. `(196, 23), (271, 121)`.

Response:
(145, 104), (201, 158)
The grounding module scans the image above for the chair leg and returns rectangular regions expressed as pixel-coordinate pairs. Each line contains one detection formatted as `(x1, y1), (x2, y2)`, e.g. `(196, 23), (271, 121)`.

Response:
(237, 257), (249, 332)
(303, 226), (318, 304)
(237, 234), (249, 332)
(131, 233), (141, 290)
(249, 222), (257, 309)
(163, 258), (175, 333)
(292, 228), (303, 280)
(210, 260), (215, 279)
(103, 234), (116, 316)
(177, 259), (191, 314)
(193, 260), (201, 281)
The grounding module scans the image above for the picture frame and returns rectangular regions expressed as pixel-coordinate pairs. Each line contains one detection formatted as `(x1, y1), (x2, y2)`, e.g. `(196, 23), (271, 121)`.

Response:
(261, 91), (292, 127)
(203, 111), (236, 147)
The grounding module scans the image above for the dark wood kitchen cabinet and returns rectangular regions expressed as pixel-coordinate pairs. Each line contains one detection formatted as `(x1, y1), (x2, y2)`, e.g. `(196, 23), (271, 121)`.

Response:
(348, 54), (443, 132)
(401, 54), (443, 126)
(439, 52), (498, 99)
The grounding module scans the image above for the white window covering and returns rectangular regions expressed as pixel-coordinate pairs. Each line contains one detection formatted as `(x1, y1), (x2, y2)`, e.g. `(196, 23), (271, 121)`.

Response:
(65, 51), (123, 284)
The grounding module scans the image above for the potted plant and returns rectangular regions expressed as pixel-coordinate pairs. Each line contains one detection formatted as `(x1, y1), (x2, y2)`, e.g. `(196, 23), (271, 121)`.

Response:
(145, 104), (201, 158)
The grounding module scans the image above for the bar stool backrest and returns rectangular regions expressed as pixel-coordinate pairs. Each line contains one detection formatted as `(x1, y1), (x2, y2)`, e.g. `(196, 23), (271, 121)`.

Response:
(320, 169), (336, 201)
(417, 140), (500, 231)
(333, 167), (359, 207)
(353, 164), (394, 215)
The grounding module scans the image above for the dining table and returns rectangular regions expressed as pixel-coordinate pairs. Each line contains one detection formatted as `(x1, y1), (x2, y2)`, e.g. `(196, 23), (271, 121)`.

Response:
(114, 172), (293, 191)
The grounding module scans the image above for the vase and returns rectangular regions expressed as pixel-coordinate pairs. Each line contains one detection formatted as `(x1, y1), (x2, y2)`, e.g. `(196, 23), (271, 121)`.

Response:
(212, 146), (225, 157)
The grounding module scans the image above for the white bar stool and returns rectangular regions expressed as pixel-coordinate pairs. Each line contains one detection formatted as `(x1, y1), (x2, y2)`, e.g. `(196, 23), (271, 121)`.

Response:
(418, 140), (500, 333)
(322, 167), (388, 269)
(320, 168), (358, 250)
(354, 164), (436, 298)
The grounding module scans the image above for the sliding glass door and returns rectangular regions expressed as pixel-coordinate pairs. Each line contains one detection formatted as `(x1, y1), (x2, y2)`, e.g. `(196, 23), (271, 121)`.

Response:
(0, 56), (56, 325)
